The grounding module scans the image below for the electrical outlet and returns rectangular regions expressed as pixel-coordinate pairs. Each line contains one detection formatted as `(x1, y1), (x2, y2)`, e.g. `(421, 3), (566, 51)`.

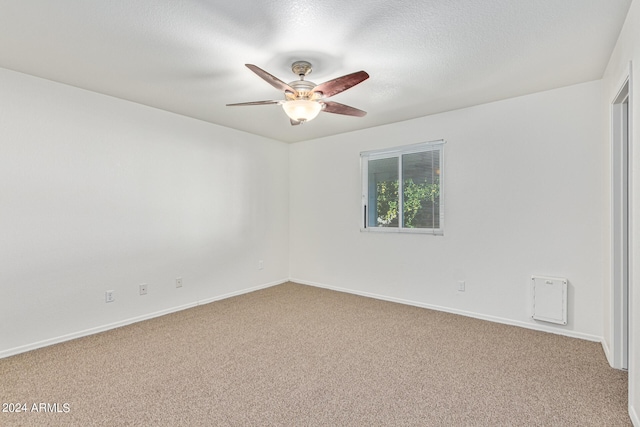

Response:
(176, 277), (182, 288)
(139, 283), (148, 295)
(458, 281), (466, 292)
(258, 260), (264, 270)
(105, 290), (115, 303)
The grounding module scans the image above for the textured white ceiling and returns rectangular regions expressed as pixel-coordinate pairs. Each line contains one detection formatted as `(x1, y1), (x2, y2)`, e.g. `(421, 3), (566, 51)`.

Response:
(0, 0), (632, 142)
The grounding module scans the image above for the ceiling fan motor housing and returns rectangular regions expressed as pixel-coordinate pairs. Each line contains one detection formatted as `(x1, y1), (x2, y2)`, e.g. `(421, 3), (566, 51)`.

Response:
(287, 80), (317, 100)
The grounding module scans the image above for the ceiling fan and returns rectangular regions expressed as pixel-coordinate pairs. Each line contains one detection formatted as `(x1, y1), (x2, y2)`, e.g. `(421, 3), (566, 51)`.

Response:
(227, 61), (369, 125)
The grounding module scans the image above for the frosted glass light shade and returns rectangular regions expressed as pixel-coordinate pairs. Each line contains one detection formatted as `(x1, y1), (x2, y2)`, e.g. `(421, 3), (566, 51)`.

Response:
(282, 100), (322, 122)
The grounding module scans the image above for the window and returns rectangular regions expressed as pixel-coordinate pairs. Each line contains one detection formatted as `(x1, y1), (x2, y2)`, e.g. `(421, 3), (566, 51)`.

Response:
(361, 140), (444, 234)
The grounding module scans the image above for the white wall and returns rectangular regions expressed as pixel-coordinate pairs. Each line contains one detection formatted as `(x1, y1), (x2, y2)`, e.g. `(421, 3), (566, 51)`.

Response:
(0, 68), (290, 357)
(0, 24), (634, 422)
(603, 1), (640, 424)
(290, 80), (605, 341)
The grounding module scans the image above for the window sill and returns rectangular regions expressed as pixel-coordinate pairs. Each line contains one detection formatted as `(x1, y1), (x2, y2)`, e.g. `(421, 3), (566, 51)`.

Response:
(360, 227), (444, 236)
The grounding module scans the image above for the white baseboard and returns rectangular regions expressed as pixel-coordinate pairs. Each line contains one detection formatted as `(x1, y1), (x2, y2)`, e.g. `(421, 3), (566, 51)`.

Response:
(197, 279), (286, 305)
(601, 336), (614, 367)
(0, 278), (288, 359)
(291, 278), (603, 343)
(2, 277), (605, 358)
(631, 404), (639, 427)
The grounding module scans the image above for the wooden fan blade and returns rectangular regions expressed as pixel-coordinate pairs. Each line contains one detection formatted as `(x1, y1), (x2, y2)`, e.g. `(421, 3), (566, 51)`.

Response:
(245, 64), (297, 95)
(321, 101), (367, 117)
(226, 100), (282, 106)
(311, 71), (369, 98)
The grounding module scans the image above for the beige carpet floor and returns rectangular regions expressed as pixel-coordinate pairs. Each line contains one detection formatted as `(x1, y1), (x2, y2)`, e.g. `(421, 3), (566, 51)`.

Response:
(0, 282), (630, 426)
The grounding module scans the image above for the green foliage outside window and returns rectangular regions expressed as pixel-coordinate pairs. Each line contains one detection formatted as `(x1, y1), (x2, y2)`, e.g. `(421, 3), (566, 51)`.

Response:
(375, 180), (399, 226)
(376, 178), (439, 227)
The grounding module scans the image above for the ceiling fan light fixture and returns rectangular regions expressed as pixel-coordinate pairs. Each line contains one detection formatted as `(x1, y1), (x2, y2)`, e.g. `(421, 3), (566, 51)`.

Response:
(282, 99), (322, 123)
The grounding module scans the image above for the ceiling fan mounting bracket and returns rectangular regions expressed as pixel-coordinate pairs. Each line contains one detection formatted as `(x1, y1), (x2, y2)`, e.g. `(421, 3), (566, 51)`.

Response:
(291, 61), (313, 78)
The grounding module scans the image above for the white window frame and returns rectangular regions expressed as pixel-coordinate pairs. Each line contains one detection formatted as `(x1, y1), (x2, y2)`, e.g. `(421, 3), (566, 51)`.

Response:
(360, 140), (445, 235)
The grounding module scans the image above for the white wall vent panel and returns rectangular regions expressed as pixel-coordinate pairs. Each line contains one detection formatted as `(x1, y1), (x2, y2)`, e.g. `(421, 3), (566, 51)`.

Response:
(531, 276), (567, 325)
